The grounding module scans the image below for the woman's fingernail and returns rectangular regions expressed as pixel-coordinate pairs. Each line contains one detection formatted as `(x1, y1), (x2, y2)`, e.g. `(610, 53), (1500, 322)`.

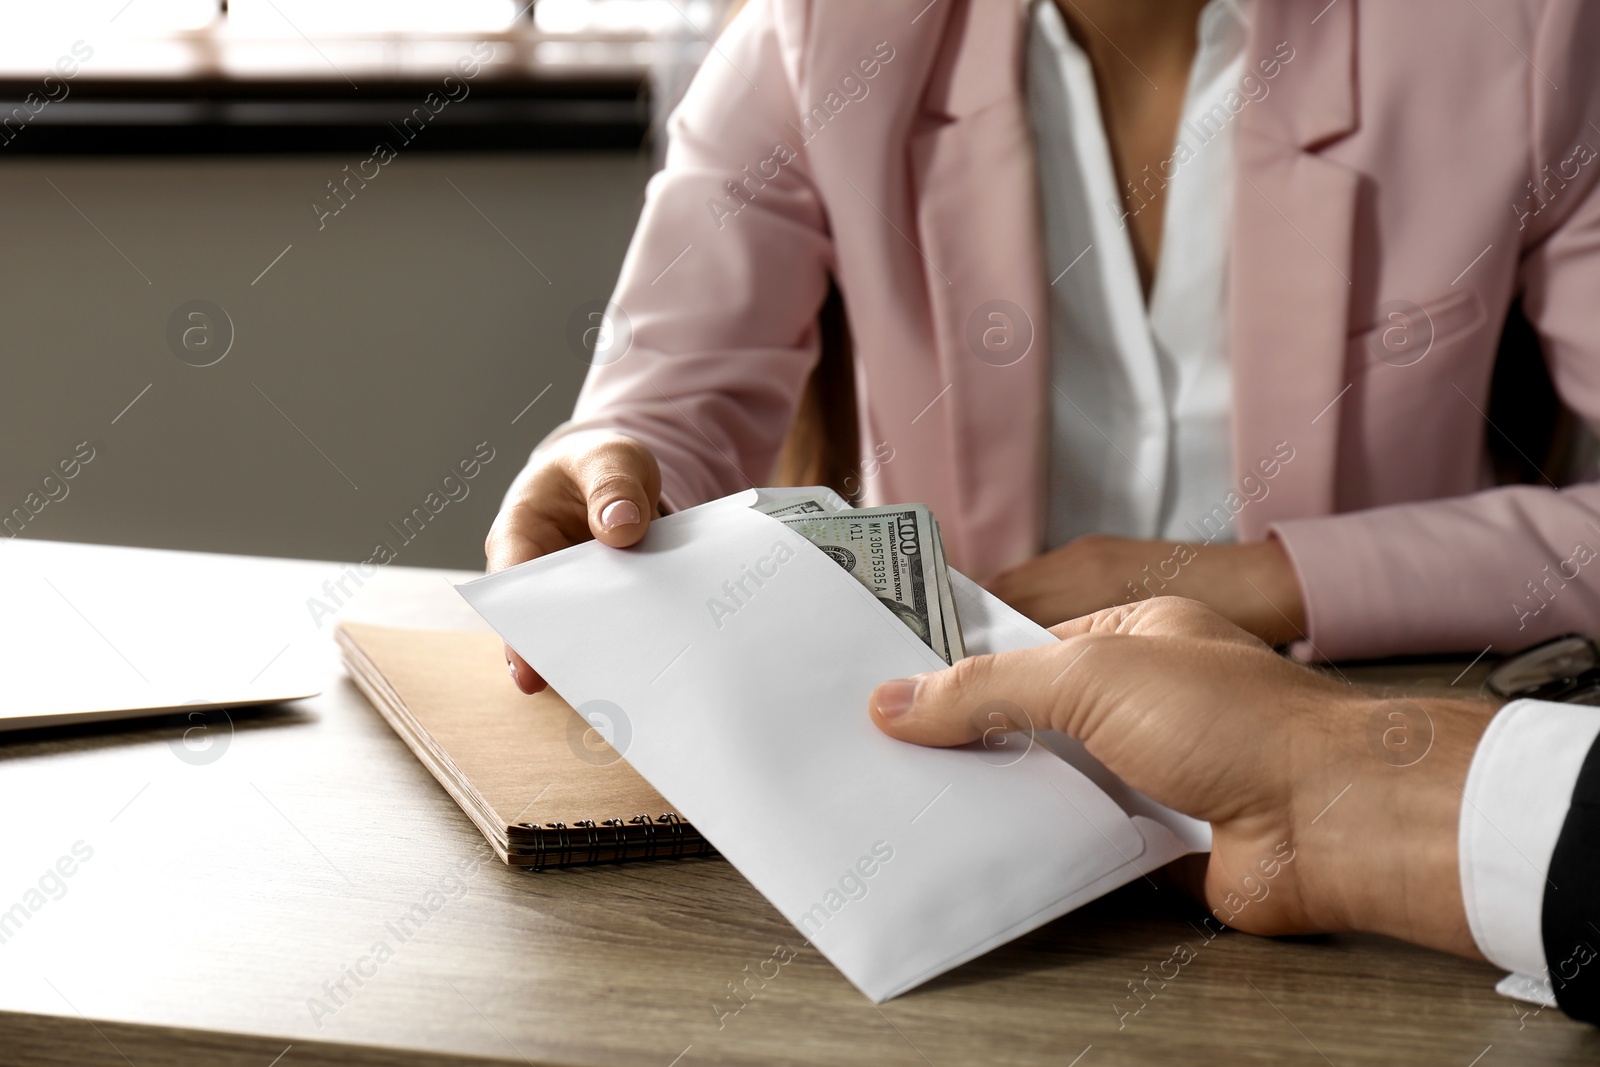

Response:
(600, 499), (641, 530)
(874, 676), (922, 720)
(508, 660), (518, 680)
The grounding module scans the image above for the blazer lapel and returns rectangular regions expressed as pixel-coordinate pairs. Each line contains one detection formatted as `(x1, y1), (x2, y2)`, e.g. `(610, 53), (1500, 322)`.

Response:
(901, 0), (1357, 558)
(908, 0), (1049, 578)
(1231, 0), (1360, 536)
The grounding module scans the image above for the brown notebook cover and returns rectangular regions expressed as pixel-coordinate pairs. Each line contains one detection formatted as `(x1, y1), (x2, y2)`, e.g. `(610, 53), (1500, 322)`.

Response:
(336, 622), (711, 869)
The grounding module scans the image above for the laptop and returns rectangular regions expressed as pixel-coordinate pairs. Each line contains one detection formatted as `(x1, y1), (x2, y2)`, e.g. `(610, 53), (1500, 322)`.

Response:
(1, 543), (322, 732)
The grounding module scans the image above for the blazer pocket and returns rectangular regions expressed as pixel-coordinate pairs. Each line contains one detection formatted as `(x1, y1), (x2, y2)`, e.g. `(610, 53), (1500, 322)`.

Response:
(1352, 288), (1487, 370)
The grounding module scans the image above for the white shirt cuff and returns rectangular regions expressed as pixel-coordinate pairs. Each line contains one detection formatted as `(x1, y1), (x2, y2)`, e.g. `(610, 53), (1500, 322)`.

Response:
(1459, 698), (1600, 977)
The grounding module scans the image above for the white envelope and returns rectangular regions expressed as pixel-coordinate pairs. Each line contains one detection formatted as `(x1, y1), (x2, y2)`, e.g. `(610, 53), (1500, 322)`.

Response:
(457, 489), (1207, 1002)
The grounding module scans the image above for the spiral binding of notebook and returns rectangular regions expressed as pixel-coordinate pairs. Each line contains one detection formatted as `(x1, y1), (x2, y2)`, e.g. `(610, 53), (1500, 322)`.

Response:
(337, 622), (719, 871)
(509, 814), (714, 870)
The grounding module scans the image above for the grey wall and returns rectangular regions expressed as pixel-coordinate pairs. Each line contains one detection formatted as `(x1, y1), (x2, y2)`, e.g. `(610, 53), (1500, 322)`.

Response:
(0, 151), (652, 569)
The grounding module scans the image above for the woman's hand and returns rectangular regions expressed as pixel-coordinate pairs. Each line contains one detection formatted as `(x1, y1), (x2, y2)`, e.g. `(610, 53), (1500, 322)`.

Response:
(868, 597), (1492, 958)
(985, 535), (1308, 646)
(485, 430), (661, 693)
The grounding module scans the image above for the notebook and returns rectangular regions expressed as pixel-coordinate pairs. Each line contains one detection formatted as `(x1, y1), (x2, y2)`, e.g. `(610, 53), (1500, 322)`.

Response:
(335, 622), (711, 869)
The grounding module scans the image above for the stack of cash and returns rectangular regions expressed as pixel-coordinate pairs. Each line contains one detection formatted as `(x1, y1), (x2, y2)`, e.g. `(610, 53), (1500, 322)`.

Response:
(756, 494), (965, 664)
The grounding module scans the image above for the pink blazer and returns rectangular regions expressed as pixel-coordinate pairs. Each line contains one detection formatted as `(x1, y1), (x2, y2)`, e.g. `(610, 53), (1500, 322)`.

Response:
(552, 0), (1600, 660)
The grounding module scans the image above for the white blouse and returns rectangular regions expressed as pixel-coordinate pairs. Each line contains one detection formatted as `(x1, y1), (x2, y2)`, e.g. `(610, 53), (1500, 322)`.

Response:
(1027, 0), (1249, 547)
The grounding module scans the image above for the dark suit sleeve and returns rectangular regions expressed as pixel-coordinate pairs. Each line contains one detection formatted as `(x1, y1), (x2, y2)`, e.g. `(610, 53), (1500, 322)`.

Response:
(1543, 734), (1600, 1023)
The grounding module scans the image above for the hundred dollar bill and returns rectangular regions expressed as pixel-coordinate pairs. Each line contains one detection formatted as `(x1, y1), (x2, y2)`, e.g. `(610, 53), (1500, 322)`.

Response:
(927, 517), (965, 662)
(756, 495), (963, 664)
(759, 497), (830, 518)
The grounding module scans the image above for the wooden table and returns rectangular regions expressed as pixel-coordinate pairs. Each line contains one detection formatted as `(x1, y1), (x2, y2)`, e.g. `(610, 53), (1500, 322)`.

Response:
(2, 541), (1596, 1066)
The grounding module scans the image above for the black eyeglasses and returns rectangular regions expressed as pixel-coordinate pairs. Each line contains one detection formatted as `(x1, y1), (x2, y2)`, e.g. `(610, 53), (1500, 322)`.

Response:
(1485, 634), (1600, 705)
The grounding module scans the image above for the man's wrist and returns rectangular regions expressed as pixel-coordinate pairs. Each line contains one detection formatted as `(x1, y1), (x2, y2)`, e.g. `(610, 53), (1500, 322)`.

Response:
(1295, 695), (1491, 959)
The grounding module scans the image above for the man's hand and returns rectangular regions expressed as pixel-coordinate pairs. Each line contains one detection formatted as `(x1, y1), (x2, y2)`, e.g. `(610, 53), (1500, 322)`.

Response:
(868, 598), (1495, 958)
(485, 430), (661, 693)
(985, 535), (1308, 646)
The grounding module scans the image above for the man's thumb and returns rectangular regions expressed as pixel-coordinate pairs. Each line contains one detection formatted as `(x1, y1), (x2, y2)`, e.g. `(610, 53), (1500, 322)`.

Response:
(870, 635), (1122, 750)
(869, 652), (1036, 748)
